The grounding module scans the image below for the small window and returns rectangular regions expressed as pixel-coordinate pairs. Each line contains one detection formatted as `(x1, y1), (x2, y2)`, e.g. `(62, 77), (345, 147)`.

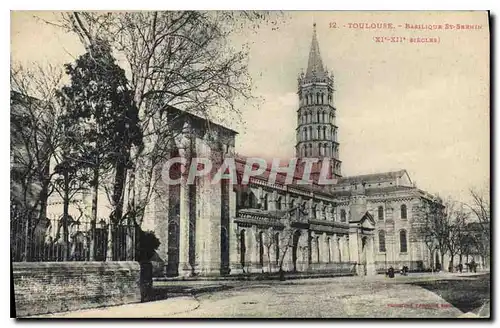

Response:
(378, 206), (384, 221)
(340, 209), (347, 222)
(400, 230), (408, 253)
(378, 230), (386, 252)
(276, 197), (282, 210)
(401, 204), (407, 219)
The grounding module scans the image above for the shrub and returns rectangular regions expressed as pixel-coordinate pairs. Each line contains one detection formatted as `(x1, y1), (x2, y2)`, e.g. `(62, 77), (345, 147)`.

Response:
(136, 229), (161, 263)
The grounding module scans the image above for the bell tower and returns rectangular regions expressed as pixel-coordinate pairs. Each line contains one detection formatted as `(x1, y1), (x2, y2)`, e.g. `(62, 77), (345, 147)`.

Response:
(295, 23), (342, 179)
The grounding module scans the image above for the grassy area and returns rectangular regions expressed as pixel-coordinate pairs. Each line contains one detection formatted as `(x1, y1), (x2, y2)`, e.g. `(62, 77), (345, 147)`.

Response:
(409, 274), (490, 313)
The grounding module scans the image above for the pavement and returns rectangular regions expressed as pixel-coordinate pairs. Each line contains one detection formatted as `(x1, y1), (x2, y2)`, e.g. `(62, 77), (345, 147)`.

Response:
(30, 271), (490, 319)
(32, 296), (200, 318)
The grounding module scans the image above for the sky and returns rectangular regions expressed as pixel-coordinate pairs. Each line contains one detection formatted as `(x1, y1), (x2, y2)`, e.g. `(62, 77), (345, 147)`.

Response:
(11, 11), (490, 203)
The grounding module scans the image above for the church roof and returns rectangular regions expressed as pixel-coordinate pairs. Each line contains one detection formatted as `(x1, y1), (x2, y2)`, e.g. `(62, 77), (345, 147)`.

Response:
(337, 170), (408, 185)
(305, 23), (327, 79)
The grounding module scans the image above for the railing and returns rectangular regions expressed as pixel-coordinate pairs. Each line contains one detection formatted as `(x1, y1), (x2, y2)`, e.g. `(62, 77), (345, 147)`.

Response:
(10, 215), (137, 262)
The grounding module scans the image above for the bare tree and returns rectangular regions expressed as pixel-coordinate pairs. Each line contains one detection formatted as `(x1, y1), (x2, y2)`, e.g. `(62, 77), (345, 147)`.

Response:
(459, 231), (478, 265)
(10, 63), (64, 260)
(415, 197), (450, 270)
(55, 11), (284, 229)
(414, 200), (442, 271)
(467, 187), (490, 264)
(444, 204), (469, 272)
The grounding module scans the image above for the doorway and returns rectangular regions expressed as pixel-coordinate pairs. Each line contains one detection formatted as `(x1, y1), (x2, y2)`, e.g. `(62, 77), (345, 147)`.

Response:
(292, 230), (301, 272)
(166, 222), (179, 276)
(361, 236), (368, 275)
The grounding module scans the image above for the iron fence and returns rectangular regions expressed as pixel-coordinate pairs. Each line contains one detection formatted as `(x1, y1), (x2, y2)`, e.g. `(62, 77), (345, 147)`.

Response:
(11, 215), (137, 262)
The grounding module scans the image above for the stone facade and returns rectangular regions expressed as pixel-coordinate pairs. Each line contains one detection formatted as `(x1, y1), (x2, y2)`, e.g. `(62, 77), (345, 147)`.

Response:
(40, 25), (442, 279)
(145, 24), (443, 278)
(295, 23), (341, 180)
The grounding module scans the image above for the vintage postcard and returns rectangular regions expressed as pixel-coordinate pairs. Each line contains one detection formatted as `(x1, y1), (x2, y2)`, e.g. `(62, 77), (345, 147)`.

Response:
(10, 10), (490, 319)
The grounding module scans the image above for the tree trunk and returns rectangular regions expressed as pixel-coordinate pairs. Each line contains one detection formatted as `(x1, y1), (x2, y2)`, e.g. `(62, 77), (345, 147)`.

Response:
(106, 221), (115, 261)
(448, 253), (454, 272)
(62, 171), (70, 261)
(23, 215), (32, 262)
(90, 166), (99, 261)
(111, 161), (127, 261)
(440, 252), (445, 272)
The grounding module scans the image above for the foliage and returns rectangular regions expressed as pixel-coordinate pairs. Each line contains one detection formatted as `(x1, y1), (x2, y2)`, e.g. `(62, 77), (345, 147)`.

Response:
(136, 229), (161, 262)
(58, 40), (143, 226)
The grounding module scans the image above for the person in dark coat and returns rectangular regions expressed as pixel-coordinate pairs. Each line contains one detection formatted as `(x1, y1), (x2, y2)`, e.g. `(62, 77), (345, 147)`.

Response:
(387, 267), (395, 278)
(470, 260), (477, 273)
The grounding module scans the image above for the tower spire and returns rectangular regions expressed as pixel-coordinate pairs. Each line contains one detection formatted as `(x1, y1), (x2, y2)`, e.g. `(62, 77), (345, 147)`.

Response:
(306, 23), (326, 78)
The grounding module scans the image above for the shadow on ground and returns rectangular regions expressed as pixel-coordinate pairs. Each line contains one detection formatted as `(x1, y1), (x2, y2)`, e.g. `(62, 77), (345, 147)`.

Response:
(145, 285), (235, 302)
(408, 273), (490, 313)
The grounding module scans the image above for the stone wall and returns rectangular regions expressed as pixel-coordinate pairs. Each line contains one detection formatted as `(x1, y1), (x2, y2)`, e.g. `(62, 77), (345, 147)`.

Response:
(13, 261), (141, 317)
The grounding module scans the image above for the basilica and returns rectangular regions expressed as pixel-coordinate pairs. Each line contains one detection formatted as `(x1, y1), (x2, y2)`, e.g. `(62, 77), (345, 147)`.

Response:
(142, 24), (443, 278)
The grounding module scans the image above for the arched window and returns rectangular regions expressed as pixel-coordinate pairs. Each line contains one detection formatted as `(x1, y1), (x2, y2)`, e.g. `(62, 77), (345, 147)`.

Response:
(305, 94), (309, 105)
(316, 93), (320, 104)
(303, 127), (307, 141)
(275, 233), (280, 265)
(400, 230), (408, 253)
(328, 95), (332, 104)
(338, 238), (342, 262)
(340, 209), (346, 222)
(316, 236), (320, 263)
(276, 196), (282, 210)
(221, 227), (228, 265)
(322, 126), (326, 139)
(308, 143), (313, 157)
(322, 112), (326, 123)
(259, 232), (264, 266)
(317, 126), (320, 139)
(240, 230), (246, 267)
(308, 126), (312, 140)
(262, 194), (268, 210)
(378, 230), (386, 252)
(324, 143), (329, 156)
(378, 206), (384, 220)
(401, 204), (407, 219)
(327, 238), (332, 263)
(321, 94), (325, 104)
